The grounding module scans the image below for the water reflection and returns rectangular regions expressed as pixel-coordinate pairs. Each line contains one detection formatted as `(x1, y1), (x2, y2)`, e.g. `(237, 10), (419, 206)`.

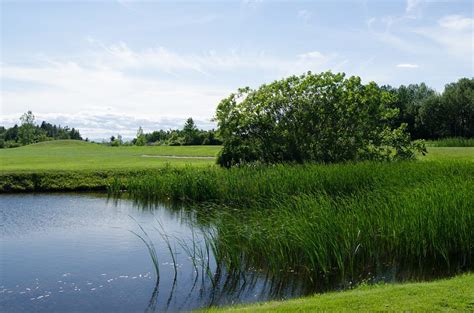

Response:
(1, 193), (469, 313)
(0, 193), (304, 312)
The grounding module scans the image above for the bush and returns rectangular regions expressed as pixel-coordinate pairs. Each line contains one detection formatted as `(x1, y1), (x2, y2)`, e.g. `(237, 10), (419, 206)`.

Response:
(215, 71), (425, 167)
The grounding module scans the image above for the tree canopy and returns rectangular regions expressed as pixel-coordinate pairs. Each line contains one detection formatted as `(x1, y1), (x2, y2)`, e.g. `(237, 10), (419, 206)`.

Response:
(215, 71), (426, 167)
(383, 78), (474, 139)
(0, 111), (83, 148)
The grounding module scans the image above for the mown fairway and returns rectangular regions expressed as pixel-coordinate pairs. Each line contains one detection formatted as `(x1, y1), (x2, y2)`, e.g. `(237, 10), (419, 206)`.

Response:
(203, 274), (474, 312)
(0, 140), (473, 173)
(0, 140), (220, 172)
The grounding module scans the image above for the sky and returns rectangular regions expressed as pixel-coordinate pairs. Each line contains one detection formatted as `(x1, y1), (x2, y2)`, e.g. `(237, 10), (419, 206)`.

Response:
(1, 0), (473, 140)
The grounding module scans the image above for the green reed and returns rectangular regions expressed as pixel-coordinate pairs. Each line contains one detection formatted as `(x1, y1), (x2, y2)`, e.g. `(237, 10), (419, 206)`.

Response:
(112, 161), (473, 285)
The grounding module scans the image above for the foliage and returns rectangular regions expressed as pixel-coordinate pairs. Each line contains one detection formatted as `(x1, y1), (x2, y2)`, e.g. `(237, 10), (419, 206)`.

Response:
(385, 77), (474, 139)
(110, 134), (123, 147)
(215, 71), (425, 167)
(0, 111), (82, 148)
(132, 118), (222, 146)
(135, 127), (147, 146)
(18, 111), (36, 145)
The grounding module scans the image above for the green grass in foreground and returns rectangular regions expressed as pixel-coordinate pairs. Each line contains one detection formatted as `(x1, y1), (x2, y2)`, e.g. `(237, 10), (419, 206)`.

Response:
(0, 140), (219, 172)
(202, 273), (474, 312)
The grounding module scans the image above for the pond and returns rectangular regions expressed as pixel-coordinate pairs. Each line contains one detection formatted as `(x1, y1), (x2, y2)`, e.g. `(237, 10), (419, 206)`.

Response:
(0, 193), (300, 312)
(1, 193), (467, 312)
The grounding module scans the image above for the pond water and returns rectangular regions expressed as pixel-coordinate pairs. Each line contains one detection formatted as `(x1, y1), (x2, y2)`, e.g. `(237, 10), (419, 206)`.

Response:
(0, 193), (298, 313)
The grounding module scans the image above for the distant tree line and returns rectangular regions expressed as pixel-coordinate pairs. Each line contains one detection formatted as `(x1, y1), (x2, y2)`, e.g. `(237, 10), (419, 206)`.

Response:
(119, 118), (222, 146)
(0, 111), (82, 148)
(383, 78), (473, 139)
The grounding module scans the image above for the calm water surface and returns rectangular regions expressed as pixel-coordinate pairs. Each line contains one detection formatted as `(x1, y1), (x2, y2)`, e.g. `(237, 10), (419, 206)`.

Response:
(0, 193), (285, 313)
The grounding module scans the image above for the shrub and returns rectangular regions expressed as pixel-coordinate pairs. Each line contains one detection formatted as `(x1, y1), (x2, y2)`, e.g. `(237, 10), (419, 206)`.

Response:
(215, 71), (425, 167)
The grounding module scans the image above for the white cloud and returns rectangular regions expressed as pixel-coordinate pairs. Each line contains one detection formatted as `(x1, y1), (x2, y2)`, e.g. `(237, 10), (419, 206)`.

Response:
(297, 9), (312, 23)
(406, 0), (423, 14)
(413, 14), (474, 60)
(85, 41), (337, 76)
(438, 15), (474, 31)
(1, 41), (341, 138)
(396, 63), (419, 68)
(0, 112), (216, 141)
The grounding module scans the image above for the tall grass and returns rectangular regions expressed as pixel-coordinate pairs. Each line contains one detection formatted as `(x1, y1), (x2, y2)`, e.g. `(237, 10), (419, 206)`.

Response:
(110, 161), (474, 207)
(210, 179), (473, 283)
(426, 137), (474, 147)
(110, 161), (474, 288)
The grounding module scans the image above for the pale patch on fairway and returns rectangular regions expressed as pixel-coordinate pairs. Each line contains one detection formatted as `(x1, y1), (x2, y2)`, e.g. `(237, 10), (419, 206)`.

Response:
(141, 154), (216, 159)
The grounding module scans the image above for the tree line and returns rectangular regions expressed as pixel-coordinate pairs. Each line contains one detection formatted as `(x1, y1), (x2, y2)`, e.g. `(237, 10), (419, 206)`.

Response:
(383, 77), (473, 139)
(113, 118), (221, 146)
(0, 111), (82, 148)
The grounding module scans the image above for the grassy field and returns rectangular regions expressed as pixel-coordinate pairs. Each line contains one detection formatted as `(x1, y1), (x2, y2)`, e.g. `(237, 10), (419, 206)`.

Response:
(0, 140), (473, 173)
(202, 273), (474, 312)
(0, 140), (219, 172)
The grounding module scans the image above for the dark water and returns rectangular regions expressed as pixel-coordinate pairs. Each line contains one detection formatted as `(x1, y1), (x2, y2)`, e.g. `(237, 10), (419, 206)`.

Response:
(0, 194), (288, 313)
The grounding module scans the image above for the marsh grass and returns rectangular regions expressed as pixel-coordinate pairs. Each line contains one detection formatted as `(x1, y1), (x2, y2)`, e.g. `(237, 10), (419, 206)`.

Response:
(129, 215), (160, 283)
(113, 161), (473, 290)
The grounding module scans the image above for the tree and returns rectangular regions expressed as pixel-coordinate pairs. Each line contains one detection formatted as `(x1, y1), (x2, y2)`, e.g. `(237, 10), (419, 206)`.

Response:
(135, 127), (147, 146)
(216, 71), (425, 167)
(383, 83), (437, 139)
(182, 117), (199, 145)
(18, 111), (36, 145)
(111, 134), (123, 147)
(416, 78), (474, 139)
(440, 78), (474, 138)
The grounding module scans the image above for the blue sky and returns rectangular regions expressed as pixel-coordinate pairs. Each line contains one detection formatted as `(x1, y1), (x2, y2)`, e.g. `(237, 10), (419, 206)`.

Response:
(1, 0), (473, 139)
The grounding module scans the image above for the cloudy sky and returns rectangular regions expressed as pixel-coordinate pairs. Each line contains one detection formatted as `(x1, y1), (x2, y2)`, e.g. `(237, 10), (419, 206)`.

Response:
(1, 0), (473, 140)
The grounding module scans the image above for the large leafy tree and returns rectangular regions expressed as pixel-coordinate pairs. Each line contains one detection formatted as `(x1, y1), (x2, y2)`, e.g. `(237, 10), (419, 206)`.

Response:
(216, 71), (424, 167)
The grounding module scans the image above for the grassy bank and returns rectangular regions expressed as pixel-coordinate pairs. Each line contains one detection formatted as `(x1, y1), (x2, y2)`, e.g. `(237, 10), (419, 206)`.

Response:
(0, 140), (219, 191)
(202, 273), (474, 312)
(1, 140), (472, 193)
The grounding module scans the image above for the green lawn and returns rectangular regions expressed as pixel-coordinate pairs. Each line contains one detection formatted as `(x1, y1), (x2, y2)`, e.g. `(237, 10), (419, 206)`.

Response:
(202, 274), (474, 312)
(0, 140), (472, 173)
(0, 140), (220, 172)
(420, 147), (474, 162)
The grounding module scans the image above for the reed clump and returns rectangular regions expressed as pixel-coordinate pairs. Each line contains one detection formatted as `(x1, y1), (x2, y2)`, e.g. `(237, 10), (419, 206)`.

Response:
(110, 161), (474, 284)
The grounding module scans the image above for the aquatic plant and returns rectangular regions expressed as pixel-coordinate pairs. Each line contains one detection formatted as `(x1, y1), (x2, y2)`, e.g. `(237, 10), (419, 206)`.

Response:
(116, 161), (473, 289)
